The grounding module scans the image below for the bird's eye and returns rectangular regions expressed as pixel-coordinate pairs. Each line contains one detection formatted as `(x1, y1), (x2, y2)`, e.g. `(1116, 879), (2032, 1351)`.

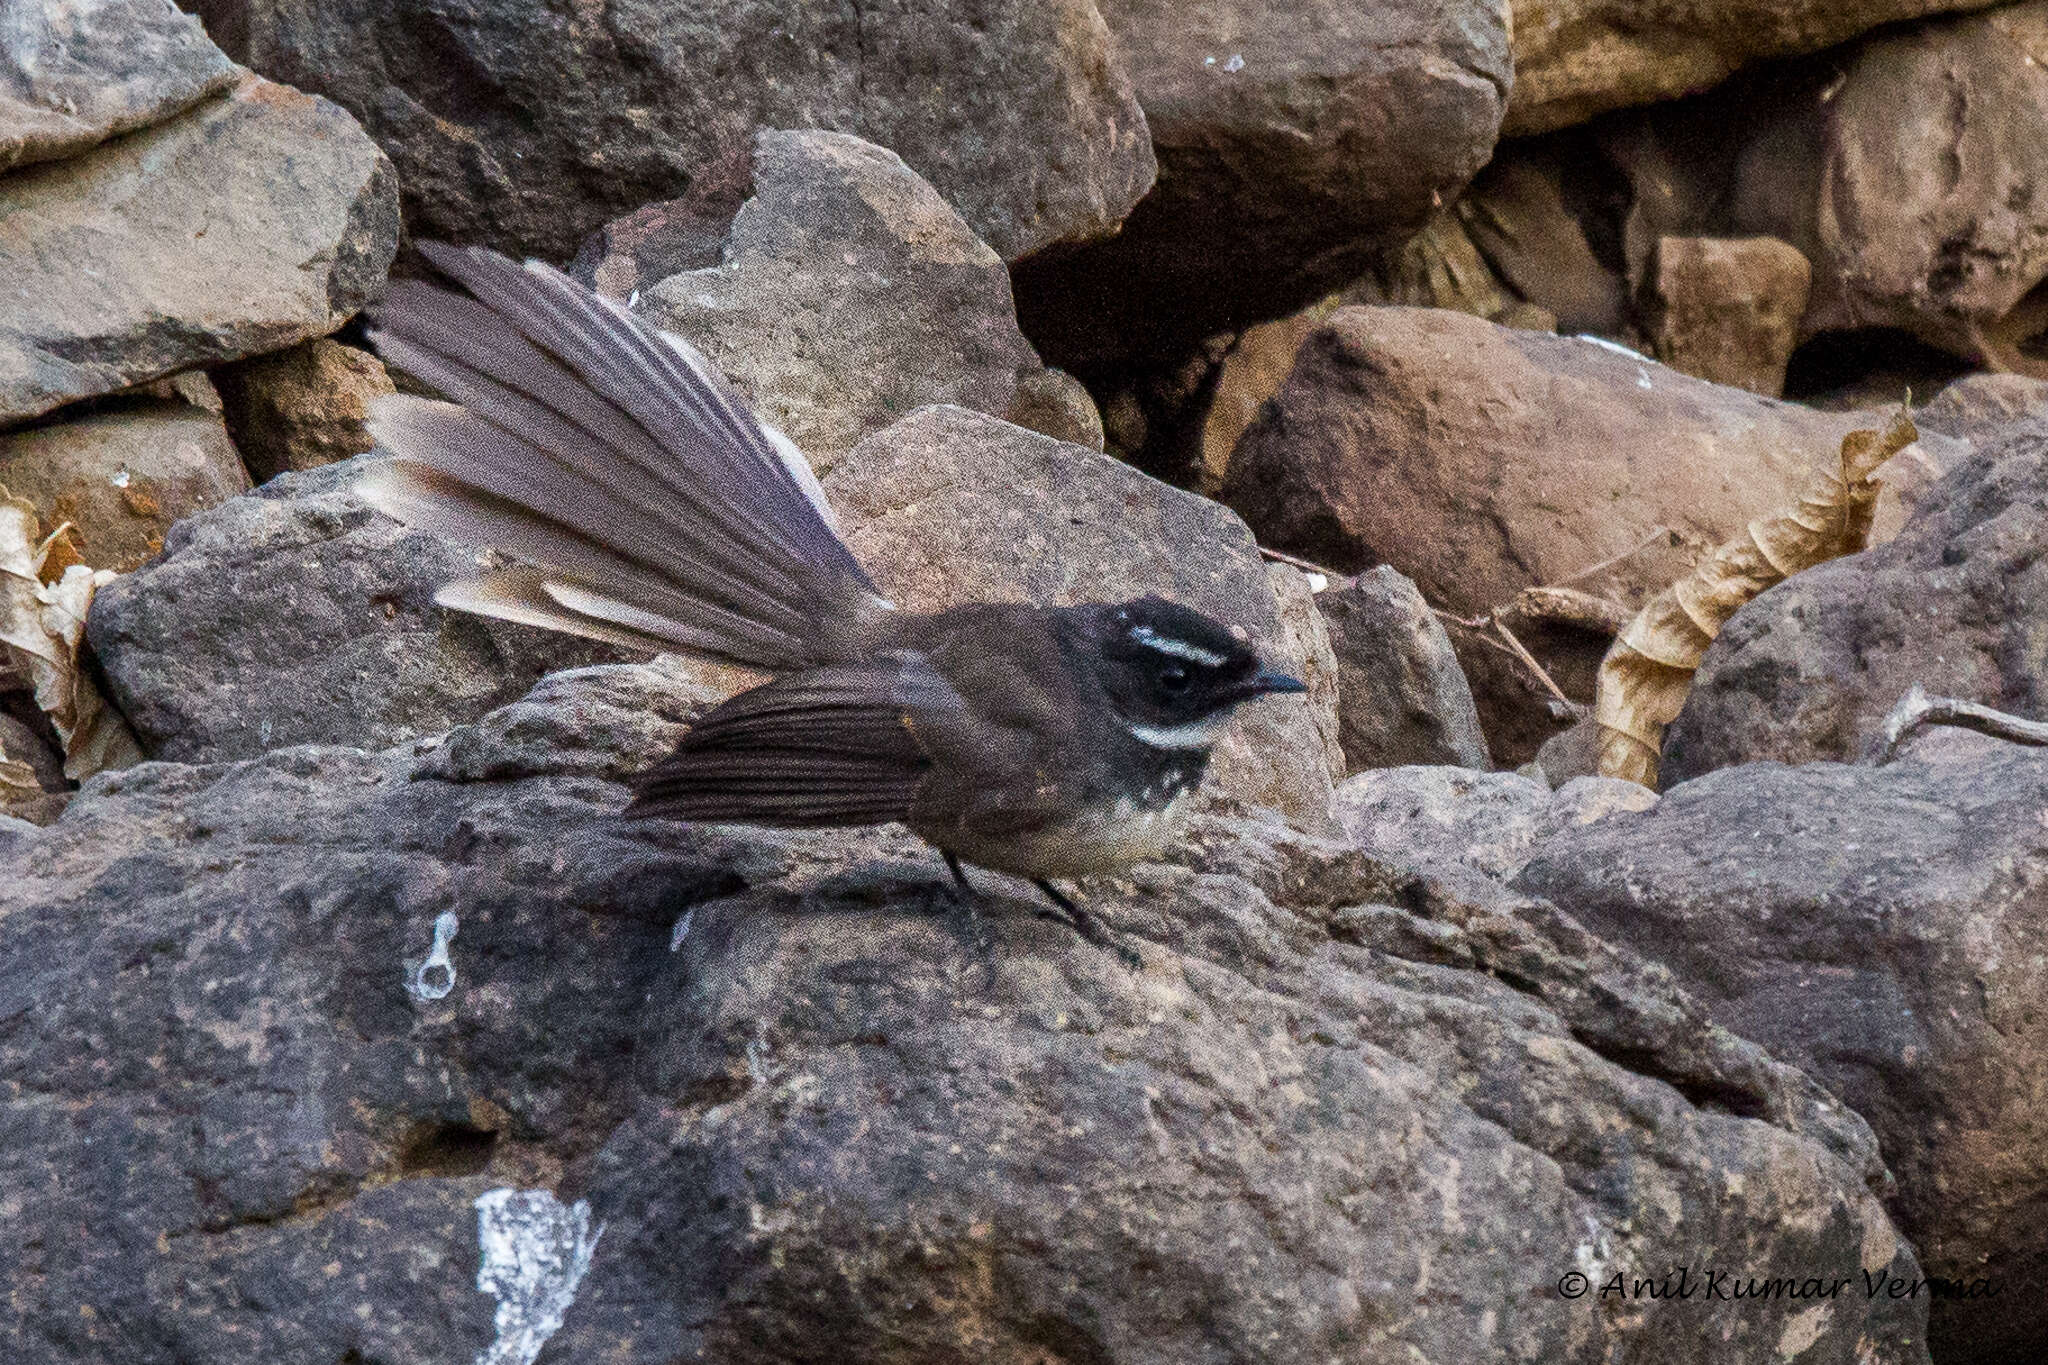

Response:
(1157, 663), (1190, 693)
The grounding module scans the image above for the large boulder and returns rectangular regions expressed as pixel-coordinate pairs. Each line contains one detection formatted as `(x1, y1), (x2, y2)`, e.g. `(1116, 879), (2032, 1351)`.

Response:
(638, 130), (1042, 473)
(0, 394), (251, 573)
(1726, 2), (2048, 363)
(1663, 421), (2048, 781)
(1014, 0), (1511, 374)
(0, 74), (398, 427)
(826, 405), (1338, 825)
(0, 662), (1929, 1363)
(85, 458), (628, 763)
(185, 0), (1154, 264)
(1, 0), (239, 172)
(1518, 740), (2048, 1363)
(1336, 766), (1657, 880)
(1505, 0), (2004, 136)
(1221, 307), (1953, 760)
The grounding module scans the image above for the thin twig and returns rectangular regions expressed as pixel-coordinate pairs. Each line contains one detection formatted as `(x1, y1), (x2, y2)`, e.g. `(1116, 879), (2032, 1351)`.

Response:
(1493, 619), (1581, 714)
(1869, 685), (2048, 764)
(1257, 545), (1351, 583)
(1547, 526), (1675, 588)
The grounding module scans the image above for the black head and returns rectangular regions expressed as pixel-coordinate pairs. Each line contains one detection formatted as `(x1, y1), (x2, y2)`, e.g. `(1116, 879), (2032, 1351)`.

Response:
(1079, 596), (1306, 746)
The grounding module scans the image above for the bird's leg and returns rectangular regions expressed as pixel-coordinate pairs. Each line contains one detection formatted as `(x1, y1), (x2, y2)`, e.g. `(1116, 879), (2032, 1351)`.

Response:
(1032, 880), (1141, 970)
(934, 849), (995, 961)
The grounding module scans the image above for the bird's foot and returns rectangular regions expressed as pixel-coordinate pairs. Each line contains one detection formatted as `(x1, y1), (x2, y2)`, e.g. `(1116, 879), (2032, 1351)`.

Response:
(1032, 879), (1142, 971)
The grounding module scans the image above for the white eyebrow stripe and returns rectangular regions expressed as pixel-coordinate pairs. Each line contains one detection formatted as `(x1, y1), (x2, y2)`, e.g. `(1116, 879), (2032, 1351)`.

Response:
(1129, 625), (1228, 668)
(1125, 716), (1231, 750)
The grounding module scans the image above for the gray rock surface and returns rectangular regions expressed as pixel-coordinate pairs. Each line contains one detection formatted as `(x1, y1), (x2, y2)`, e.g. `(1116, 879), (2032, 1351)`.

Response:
(1518, 743), (2048, 1363)
(212, 337), (395, 481)
(1663, 425), (2048, 781)
(827, 405), (1339, 825)
(0, 75), (398, 427)
(1335, 766), (1657, 880)
(640, 129), (1042, 473)
(1318, 566), (1490, 773)
(1015, 0), (1511, 373)
(186, 0), (1154, 263)
(86, 458), (628, 763)
(0, 660), (1929, 1363)
(0, 0), (238, 172)
(0, 395), (250, 572)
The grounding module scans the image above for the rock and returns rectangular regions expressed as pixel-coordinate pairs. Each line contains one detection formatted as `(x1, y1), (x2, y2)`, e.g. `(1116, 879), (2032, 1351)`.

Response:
(1335, 765), (1656, 880)
(1006, 366), (1106, 451)
(1913, 372), (2048, 447)
(0, 662), (1930, 1363)
(1528, 714), (1605, 787)
(1221, 307), (1949, 759)
(640, 130), (1042, 473)
(567, 141), (757, 301)
(0, 0), (238, 172)
(1457, 150), (1629, 336)
(1317, 567), (1490, 773)
(1013, 0), (1510, 374)
(85, 457), (628, 763)
(212, 339), (396, 482)
(1727, 3), (2048, 363)
(0, 75), (398, 427)
(0, 711), (67, 825)
(1506, 0), (2004, 136)
(187, 0), (1154, 264)
(1662, 427), (2048, 781)
(1517, 745), (2048, 1362)
(1643, 236), (1813, 397)
(827, 405), (1338, 824)
(0, 395), (251, 573)
(1264, 563), (1343, 779)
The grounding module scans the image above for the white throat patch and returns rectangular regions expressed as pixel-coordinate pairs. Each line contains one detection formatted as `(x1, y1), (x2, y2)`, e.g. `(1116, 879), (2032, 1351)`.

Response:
(1124, 714), (1231, 750)
(1128, 624), (1228, 667)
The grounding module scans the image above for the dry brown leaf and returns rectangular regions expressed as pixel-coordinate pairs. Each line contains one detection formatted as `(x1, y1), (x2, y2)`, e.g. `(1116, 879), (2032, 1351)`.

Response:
(0, 485), (144, 781)
(0, 750), (41, 816)
(1595, 406), (1919, 787)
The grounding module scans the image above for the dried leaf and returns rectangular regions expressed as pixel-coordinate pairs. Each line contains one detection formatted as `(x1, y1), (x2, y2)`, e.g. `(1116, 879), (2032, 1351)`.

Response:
(0, 485), (144, 781)
(0, 750), (41, 816)
(1595, 406), (1919, 787)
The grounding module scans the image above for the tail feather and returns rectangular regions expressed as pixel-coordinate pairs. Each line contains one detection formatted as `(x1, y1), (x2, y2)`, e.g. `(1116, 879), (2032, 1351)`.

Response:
(360, 243), (886, 669)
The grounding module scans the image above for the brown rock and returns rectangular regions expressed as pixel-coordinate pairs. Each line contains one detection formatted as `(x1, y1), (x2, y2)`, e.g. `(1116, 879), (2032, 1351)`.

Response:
(641, 130), (1041, 474)
(1221, 307), (1949, 759)
(213, 340), (396, 482)
(1728, 2), (2048, 361)
(1006, 367), (1106, 451)
(826, 405), (1338, 826)
(1507, 0), (2005, 136)
(188, 0), (1154, 264)
(1458, 150), (1628, 336)
(1, 0), (238, 172)
(1014, 0), (1511, 373)
(1318, 567), (1491, 773)
(1198, 211), (1546, 491)
(0, 397), (251, 572)
(0, 75), (398, 427)
(1643, 236), (1812, 396)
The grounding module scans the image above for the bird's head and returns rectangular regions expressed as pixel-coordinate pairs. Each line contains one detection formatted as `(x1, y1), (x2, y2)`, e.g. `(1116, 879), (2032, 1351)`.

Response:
(1082, 596), (1307, 749)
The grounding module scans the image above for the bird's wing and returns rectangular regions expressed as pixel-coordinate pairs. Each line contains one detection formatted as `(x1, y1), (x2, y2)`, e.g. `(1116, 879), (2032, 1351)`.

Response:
(625, 652), (965, 828)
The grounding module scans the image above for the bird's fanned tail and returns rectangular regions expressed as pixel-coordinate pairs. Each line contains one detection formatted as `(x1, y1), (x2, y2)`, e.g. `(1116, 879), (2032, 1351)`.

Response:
(358, 242), (888, 669)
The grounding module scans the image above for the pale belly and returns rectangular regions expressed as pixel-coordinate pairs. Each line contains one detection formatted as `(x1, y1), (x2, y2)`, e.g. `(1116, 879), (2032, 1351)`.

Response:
(931, 789), (1197, 881)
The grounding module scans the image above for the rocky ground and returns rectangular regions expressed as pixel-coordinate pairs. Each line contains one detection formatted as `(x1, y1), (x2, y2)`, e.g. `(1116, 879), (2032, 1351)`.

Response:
(4, 1), (2047, 1362)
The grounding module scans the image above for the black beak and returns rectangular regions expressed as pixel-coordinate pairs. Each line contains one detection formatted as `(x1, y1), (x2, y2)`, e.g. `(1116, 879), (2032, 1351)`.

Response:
(1223, 667), (1307, 704)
